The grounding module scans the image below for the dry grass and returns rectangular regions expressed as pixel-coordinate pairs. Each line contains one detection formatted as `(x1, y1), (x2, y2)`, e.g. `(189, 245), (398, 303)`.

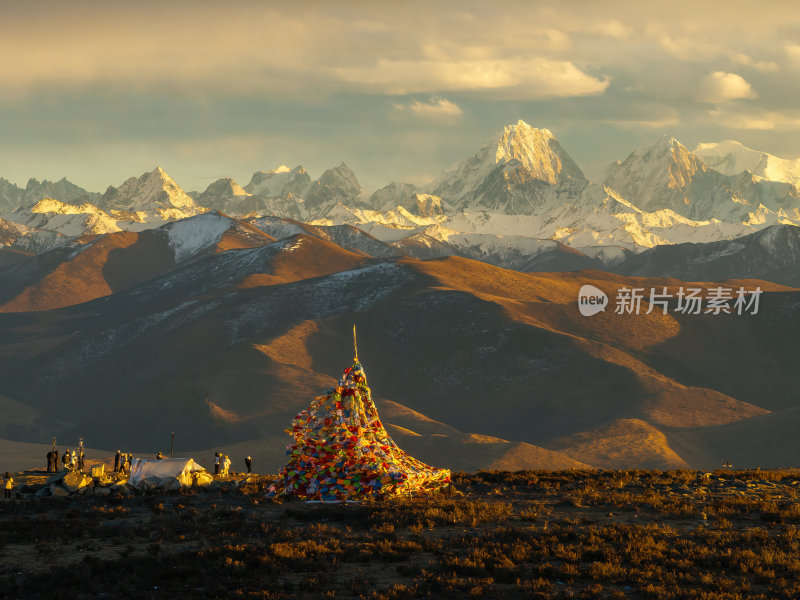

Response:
(2, 469), (800, 598)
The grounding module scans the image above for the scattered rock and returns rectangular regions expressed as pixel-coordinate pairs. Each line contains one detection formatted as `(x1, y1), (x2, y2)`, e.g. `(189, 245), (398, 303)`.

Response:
(159, 477), (181, 491)
(50, 485), (69, 497)
(194, 472), (213, 486)
(111, 483), (133, 496)
(63, 471), (92, 493)
(46, 471), (68, 485)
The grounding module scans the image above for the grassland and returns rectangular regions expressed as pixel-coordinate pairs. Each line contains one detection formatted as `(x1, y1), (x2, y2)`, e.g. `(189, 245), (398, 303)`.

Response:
(2, 469), (800, 598)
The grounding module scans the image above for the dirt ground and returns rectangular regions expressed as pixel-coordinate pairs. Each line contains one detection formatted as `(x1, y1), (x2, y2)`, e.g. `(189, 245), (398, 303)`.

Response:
(2, 469), (800, 599)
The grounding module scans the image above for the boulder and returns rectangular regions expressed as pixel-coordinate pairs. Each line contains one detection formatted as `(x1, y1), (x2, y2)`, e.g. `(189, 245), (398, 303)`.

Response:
(93, 487), (111, 496)
(139, 476), (162, 491)
(96, 476), (114, 487)
(46, 471), (67, 485)
(50, 485), (69, 497)
(111, 482), (133, 495)
(63, 471), (92, 493)
(194, 472), (214, 487)
(35, 486), (51, 498)
(159, 477), (181, 491)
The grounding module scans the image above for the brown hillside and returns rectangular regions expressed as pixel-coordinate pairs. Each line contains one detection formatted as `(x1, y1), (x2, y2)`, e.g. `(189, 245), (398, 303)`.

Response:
(548, 418), (689, 470)
(666, 408), (800, 470)
(0, 220), (277, 313)
(215, 221), (276, 252)
(387, 428), (592, 472)
(237, 235), (368, 288)
(0, 232), (139, 312)
(0, 244), (798, 470)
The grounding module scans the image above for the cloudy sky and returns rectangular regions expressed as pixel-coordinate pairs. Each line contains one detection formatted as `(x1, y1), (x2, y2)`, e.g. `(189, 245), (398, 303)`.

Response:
(3, 0), (800, 193)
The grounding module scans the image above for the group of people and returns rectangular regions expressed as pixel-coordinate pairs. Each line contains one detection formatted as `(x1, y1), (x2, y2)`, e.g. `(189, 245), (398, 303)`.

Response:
(214, 453), (232, 477)
(113, 450), (134, 474)
(214, 454), (253, 475)
(45, 448), (85, 473)
(2, 449), (256, 500)
(48, 448), (251, 477)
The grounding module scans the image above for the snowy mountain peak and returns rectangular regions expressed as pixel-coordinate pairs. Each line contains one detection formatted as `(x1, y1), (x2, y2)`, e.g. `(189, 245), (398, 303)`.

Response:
(6, 198), (121, 236)
(301, 163), (364, 214)
(202, 178), (250, 198)
(244, 165), (311, 198)
(654, 134), (681, 147)
(431, 120), (587, 207)
(0, 176), (101, 212)
(369, 181), (417, 211)
(601, 136), (715, 218)
(603, 136), (707, 211)
(494, 120), (584, 185)
(31, 198), (100, 215)
(99, 166), (202, 218)
(598, 136), (800, 223)
(315, 163), (361, 196)
(161, 210), (235, 262)
(639, 135), (695, 164)
(694, 140), (800, 187)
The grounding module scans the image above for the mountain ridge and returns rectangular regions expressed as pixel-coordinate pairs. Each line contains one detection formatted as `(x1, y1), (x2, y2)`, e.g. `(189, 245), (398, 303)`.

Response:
(3, 123), (800, 284)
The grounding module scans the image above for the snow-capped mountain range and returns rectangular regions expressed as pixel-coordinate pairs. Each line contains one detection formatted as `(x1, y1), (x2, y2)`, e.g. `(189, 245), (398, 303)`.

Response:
(694, 140), (800, 188)
(3, 120), (800, 270)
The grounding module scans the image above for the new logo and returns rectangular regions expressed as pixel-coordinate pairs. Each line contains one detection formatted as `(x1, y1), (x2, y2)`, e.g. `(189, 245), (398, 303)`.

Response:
(578, 285), (608, 316)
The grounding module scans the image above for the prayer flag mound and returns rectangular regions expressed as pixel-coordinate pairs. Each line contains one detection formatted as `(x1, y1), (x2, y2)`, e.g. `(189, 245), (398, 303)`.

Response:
(267, 360), (451, 501)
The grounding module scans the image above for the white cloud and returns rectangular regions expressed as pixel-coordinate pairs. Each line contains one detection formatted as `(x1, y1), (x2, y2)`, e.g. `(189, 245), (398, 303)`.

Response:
(654, 32), (722, 61)
(730, 53), (779, 73)
(786, 43), (800, 62)
(393, 98), (464, 120)
(602, 114), (680, 129)
(336, 58), (608, 99)
(587, 20), (631, 39)
(709, 107), (800, 130)
(697, 71), (757, 103)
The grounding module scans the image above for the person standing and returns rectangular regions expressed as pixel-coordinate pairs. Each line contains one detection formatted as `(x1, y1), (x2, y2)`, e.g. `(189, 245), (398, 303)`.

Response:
(223, 455), (231, 477)
(244, 456), (252, 474)
(3, 472), (13, 499)
(214, 453), (220, 475)
(62, 450), (70, 471)
(78, 449), (85, 472)
(114, 450), (121, 473)
(70, 450), (77, 470)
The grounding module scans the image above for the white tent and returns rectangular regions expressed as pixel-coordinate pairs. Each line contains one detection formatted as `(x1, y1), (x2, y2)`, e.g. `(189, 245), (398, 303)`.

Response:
(128, 458), (210, 489)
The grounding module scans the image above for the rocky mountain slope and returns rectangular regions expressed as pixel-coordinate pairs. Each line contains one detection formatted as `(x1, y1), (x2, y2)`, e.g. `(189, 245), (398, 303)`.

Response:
(613, 223), (800, 286)
(604, 136), (800, 223)
(0, 227), (797, 470)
